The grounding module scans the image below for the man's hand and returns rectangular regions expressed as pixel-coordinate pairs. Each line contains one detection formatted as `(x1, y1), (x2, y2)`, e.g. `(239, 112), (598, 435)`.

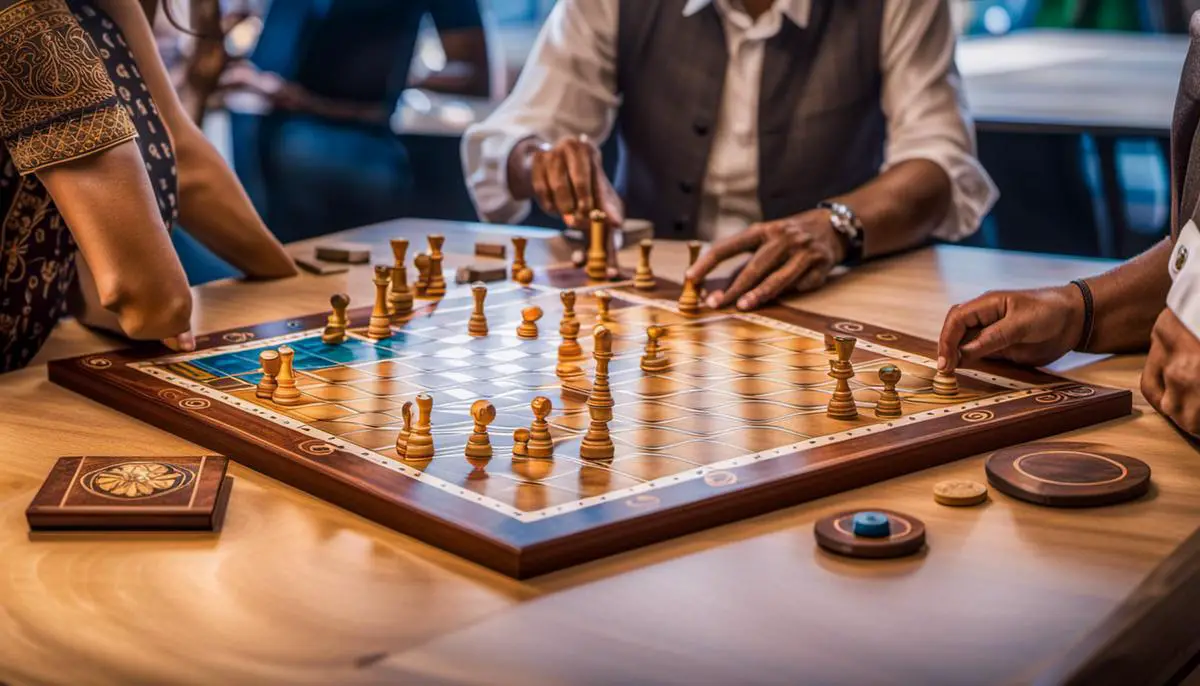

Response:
(523, 136), (623, 230)
(685, 210), (845, 311)
(1142, 308), (1200, 435)
(936, 285), (1085, 372)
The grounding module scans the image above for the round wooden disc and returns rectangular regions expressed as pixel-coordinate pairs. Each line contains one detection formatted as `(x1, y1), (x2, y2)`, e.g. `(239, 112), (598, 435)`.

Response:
(933, 480), (988, 507)
(985, 441), (1150, 508)
(814, 509), (926, 559)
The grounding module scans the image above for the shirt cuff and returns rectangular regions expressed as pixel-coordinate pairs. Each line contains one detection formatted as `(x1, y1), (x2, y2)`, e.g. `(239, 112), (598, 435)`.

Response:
(883, 150), (999, 242)
(461, 125), (539, 225)
(1168, 219), (1200, 339)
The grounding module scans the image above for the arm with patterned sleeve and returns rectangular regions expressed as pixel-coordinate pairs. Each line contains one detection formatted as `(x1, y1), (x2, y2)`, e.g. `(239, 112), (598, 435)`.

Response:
(0, 0), (193, 347)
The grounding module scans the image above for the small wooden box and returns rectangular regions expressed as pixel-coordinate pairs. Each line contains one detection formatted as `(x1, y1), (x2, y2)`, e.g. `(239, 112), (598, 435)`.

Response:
(26, 456), (233, 532)
(315, 242), (371, 264)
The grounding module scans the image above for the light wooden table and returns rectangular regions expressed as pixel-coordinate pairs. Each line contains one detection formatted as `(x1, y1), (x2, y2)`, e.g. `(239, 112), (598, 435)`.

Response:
(2, 220), (1196, 686)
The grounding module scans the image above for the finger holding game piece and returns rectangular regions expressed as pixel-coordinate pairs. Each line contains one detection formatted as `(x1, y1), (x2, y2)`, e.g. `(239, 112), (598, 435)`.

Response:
(526, 396), (554, 458)
(396, 400), (413, 459)
(517, 306), (543, 339)
(468, 283), (489, 337)
(465, 399), (496, 459)
(257, 349), (281, 399)
(933, 480), (988, 507)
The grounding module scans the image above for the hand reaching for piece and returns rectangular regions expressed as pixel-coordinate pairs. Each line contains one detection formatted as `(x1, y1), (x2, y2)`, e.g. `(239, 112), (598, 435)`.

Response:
(684, 210), (845, 311)
(1141, 308), (1200, 435)
(936, 285), (1085, 372)
(525, 136), (624, 230)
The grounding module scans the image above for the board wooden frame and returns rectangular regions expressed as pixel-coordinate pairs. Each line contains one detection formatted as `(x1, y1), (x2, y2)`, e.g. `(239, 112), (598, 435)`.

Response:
(48, 278), (1133, 578)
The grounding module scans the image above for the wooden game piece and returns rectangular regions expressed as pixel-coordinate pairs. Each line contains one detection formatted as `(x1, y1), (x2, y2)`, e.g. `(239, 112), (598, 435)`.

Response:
(826, 336), (858, 419)
(595, 289), (614, 323)
(465, 400), (496, 460)
(256, 350), (280, 399)
(395, 401), (413, 459)
(468, 283), (489, 337)
(823, 332), (836, 352)
(294, 255), (349, 276)
(933, 370), (959, 397)
(985, 441), (1151, 508)
(580, 325), (615, 460)
(511, 428), (530, 458)
(405, 394), (435, 460)
(388, 239), (414, 316)
(814, 509), (926, 559)
(366, 265), (393, 340)
(933, 480), (988, 507)
(641, 325), (668, 372)
(517, 306), (542, 339)
(633, 239), (656, 291)
(526, 397), (554, 458)
(455, 264), (507, 284)
(556, 319), (584, 379)
(315, 242), (369, 264)
(511, 236), (528, 279)
(322, 293), (350, 345)
(475, 242), (506, 258)
(272, 345), (302, 406)
(26, 456), (233, 532)
(586, 210), (608, 281)
(516, 266), (534, 285)
(413, 253), (431, 297)
(425, 235), (447, 297)
(560, 290), (578, 336)
(875, 364), (902, 418)
(851, 511), (891, 537)
(678, 241), (702, 316)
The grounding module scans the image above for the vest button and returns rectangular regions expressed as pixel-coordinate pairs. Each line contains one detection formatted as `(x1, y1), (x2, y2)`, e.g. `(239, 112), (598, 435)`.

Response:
(693, 121), (710, 136)
(680, 181), (695, 194)
(674, 217), (690, 232)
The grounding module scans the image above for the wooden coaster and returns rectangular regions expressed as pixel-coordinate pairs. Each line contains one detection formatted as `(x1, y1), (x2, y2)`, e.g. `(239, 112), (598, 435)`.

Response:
(985, 441), (1150, 508)
(27, 456), (233, 531)
(814, 509), (926, 559)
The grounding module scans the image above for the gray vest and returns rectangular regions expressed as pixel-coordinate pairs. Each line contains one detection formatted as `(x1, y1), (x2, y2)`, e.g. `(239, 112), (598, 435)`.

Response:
(614, 0), (886, 239)
(1172, 11), (1200, 235)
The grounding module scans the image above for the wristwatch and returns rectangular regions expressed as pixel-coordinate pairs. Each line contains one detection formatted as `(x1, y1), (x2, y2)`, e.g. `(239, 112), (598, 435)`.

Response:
(817, 201), (864, 266)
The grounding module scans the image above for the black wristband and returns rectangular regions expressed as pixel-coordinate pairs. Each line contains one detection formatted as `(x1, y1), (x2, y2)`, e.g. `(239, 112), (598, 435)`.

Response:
(1070, 279), (1095, 352)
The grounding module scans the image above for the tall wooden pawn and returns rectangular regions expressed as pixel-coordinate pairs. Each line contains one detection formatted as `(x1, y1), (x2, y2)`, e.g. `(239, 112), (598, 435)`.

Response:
(510, 236), (528, 280)
(585, 210), (608, 281)
(425, 234), (447, 297)
(468, 283), (489, 337)
(388, 239), (414, 315)
(257, 350), (280, 399)
(272, 345), (302, 406)
(678, 241), (702, 316)
(322, 293), (349, 345)
(826, 336), (858, 420)
(581, 325), (615, 460)
(366, 265), (393, 339)
(640, 325), (669, 372)
(405, 393), (435, 460)
(560, 290), (578, 335)
(413, 253), (431, 297)
(526, 396), (554, 458)
(465, 399), (496, 459)
(633, 239), (656, 291)
(557, 319), (584, 378)
(395, 400), (413, 459)
(875, 365), (903, 418)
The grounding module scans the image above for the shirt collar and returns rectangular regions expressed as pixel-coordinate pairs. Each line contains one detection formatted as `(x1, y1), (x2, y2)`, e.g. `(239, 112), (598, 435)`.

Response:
(681, 0), (811, 27)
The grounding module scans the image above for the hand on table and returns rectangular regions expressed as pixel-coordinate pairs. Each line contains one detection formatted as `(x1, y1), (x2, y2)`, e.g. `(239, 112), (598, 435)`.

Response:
(1142, 308), (1200, 435)
(936, 285), (1085, 372)
(685, 210), (845, 311)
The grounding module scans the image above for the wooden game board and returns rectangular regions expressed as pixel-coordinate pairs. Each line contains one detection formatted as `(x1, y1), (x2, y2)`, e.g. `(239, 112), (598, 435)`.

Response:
(48, 271), (1132, 577)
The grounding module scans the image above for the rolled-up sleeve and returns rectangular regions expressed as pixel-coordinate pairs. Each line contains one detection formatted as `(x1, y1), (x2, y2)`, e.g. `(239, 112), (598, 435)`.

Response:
(879, 0), (998, 242)
(460, 0), (620, 225)
(0, 0), (136, 174)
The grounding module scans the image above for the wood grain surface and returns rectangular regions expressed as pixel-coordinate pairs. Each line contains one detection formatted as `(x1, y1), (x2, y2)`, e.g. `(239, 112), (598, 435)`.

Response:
(2, 218), (1198, 685)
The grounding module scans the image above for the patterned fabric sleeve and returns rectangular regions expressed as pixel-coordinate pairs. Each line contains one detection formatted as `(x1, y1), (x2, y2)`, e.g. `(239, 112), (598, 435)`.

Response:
(0, 0), (136, 174)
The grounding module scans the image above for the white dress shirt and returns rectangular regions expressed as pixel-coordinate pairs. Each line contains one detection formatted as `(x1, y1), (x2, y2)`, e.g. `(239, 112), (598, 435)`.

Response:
(462, 0), (998, 243)
(1169, 219), (1200, 338)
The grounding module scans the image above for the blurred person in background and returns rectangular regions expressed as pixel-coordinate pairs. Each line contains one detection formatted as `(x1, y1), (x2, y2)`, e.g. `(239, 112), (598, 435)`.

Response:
(220, 0), (492, 242)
